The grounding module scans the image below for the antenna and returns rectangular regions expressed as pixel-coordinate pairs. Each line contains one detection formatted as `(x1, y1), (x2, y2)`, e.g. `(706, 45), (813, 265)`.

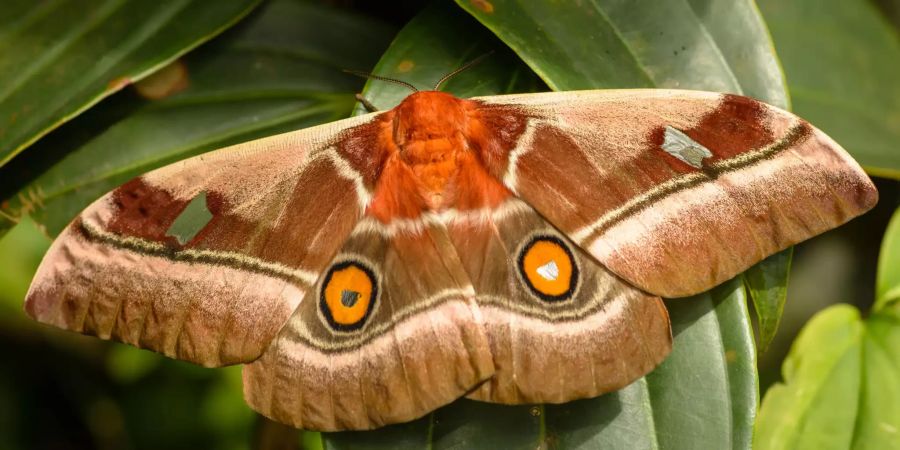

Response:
(343, 70), (418, 92)
(434, 51), (495, 91)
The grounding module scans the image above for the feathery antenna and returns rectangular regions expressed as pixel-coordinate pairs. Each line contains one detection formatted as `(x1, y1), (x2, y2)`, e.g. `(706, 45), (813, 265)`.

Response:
(343, 69), (419, 92)
(434, 51), (495, 91)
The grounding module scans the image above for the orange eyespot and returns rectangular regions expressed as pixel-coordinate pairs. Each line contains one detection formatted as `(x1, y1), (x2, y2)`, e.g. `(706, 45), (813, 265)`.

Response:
(320, 261), (378, 331)
(518, 236), (578, 302)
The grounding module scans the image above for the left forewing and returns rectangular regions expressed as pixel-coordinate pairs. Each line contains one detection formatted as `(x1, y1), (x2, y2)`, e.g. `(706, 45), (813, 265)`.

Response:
(25, 112), (385, 367)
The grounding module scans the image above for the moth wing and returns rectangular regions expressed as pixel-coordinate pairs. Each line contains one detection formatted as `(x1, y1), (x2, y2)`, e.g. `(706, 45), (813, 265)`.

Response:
(447, 199), (671, 404)
(471, 90), (877, 297)
(25, 112), (386, 367)
(242, 217), (495, 431)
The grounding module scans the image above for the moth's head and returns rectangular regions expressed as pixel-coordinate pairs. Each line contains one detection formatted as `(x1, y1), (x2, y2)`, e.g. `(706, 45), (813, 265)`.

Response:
(346, 52), (493, 149)
(392, 90), (468, 146)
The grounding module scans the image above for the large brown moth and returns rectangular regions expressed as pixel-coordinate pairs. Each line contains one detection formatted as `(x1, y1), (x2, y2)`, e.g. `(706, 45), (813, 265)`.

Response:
(24, 77), (877, 431)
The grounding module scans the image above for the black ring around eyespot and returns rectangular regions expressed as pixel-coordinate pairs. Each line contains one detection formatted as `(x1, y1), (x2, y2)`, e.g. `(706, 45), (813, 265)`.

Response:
(319, 260), (379, 332)
(516, 234), (579, 303)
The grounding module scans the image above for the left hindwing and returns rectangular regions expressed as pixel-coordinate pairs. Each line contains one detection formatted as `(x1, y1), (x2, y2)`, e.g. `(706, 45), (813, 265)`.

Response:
(471, 90), (877, 298)
(243, 216), (495, 431)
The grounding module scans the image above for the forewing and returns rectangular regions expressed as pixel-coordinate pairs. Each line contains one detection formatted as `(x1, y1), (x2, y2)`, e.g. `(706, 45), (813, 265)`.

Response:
(471, 90), (877, 297)
(25, 112), (385, 367)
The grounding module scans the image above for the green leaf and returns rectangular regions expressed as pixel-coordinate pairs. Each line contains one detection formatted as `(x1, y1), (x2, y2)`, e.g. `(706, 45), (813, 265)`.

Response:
(758, 0), (900, 178)
(350, 2), (545, 115)
(0, 216), (50, 327)
(0, 0), (262, 167)
(650, 280), (758, 450)
(455, 0), (788, 108)
(0, 0), (395, 237)
(755, 303), (900, 449)
(323, 1), (762, 447)
(744, 248), (793, 352)
(877, 207), (900, 311)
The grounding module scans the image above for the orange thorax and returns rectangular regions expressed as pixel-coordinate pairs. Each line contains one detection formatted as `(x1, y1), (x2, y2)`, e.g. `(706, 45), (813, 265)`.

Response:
(367, 91), (511, 222)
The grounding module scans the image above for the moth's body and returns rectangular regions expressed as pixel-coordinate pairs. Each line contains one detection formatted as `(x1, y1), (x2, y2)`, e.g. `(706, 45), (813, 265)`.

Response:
(369, 90), (509, 221)
(24, 88), (877, 431)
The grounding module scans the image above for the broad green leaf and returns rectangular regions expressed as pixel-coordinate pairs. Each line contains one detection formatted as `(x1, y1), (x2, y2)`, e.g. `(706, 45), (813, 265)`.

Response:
(649, 280), (757, 450)
(323, 2), (758, 448)
(755, 303), (900, 449)
(857, 307), (900, 449)
(0, 0), (262, 167)
(745, 248), (793, 352)
(456, 0), (791, 357)
(0, 0), (395, 237)
(758, 0), (900, 178)
(324, 279), (755, 449)
(350, 3), (545, 115)
(455, 0), (788, 108)
(877, 207), (900, 310)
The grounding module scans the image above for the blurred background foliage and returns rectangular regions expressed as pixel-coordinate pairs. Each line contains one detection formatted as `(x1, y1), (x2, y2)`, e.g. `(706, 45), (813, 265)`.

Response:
(0, 0), (898, 449)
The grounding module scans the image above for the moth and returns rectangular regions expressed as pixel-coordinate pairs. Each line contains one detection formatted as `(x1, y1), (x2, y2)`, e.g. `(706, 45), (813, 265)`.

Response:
(24, 70), (877, 431)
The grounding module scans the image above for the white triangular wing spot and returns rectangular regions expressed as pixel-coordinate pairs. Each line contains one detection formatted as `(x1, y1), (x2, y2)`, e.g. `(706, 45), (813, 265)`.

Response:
(536, 260), (559, 281)
(661, 126), (713, 168)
